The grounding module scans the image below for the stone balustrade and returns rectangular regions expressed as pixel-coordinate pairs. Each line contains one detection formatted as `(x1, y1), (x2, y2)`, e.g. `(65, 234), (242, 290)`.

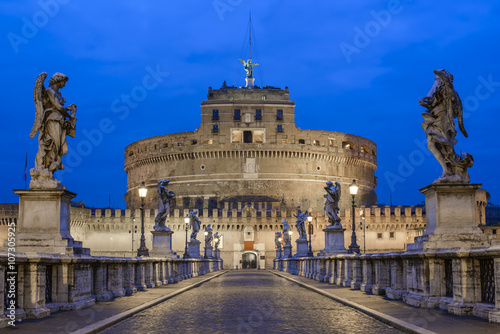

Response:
(274, 248), (500, 324)
(0, 253), (222, 327)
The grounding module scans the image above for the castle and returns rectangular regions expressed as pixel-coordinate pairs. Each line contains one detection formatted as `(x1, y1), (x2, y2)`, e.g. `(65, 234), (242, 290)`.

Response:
(1, 75), (431, 268)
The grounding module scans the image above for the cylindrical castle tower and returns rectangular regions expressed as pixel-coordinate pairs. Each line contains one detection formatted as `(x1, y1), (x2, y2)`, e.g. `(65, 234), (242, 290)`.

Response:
(124, 84), (377, 213)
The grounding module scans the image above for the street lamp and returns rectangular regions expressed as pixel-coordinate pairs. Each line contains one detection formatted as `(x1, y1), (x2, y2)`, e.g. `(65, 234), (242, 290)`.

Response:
(128, 220), (137, 254)
(137, 181), (149, 257)
(183, 215), (190, 258)
(278, 237), (282, 258)
(348, 179), (361, 254)
(360, 209), (367, 254)
(204, 230), (208, 259)
(307, 214), (314, 257)
(214, 235), (219, 259)
(288, 230), (293, 258)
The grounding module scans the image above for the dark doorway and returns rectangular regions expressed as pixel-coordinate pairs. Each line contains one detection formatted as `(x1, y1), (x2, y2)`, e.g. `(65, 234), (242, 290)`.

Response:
(242, 253), (257, 269)
(243, 131), (253, 143)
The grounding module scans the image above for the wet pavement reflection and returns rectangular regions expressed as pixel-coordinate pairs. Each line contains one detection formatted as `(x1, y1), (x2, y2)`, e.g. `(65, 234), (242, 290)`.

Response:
(99, 270), (402, 334)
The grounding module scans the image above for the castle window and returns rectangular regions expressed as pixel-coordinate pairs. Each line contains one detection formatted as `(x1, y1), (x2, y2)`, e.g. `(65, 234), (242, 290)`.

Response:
(389, 232), (395, 238)
(361, 145), (369, 153)
(329, 139), (334, 147)
(277, 125), (283, 133)
(207, 139), (213, 144)
(183, 197), (190, 208)
(234, 109), (241, 121)
(212, 125), (219, 134)
(255, 109), (262, 121)
(276, 109), (283, 121)
(191, 140), (197, 145)
(163, 143), (168, 148)
(298, 139), (305, 144)
(372, 149), (377, 156)
(313, 140), (320, 146)
(212, 110), (219, 121)
(243, 131), (253, 143)
(232, 130), (242, 143)
(254, 130), (264, 144)
(377, 233), (383, 239)
(342, 141), (354, 150)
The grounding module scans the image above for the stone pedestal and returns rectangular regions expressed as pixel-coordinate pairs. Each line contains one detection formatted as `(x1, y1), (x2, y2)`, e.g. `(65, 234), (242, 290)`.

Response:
(12, 189), (89, 255)
(188, 240), (202, 259)
(283, 244), (292, 258)
(205, 245), (213, 259)
(318, 225), (347, 256)
(275, 247), (283, 259)
(407, 183), (488, 251)
(245, 77), (255, 88)
(294, 239), (309, 257)
(150, 230), (176, 258)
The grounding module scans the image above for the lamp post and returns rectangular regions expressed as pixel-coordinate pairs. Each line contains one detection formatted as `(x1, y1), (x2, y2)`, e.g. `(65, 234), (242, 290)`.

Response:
(307, 215), (314, 257)
(348, 179), (361, 254)
(128, 220), (137, 254)
(214, 236), (219, 259)
(360, 209), (367, 254)
(288, 230), (293, 258)
(278, 237), (282, 258)
(183, 215), (190, 258)
(137, 181), (149, 257)
(204, 230), (208, 259)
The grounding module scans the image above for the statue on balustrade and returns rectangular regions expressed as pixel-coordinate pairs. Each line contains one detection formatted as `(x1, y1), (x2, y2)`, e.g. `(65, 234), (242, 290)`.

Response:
(205, 224), (213, 246)
(214, 232), (221, 249)
(294, 206), (308, 240)
(154, 179), (175, 231)
(419, 69), (473, 183)
(189, 210), (202, 241)
(30, 72), (77, 188)
(324, 181), (341, 226)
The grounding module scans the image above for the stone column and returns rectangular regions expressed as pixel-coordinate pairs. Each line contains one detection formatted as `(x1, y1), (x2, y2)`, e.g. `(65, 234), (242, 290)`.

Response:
(372, 257), (390, 295)
(107, 261), (125, 298)
(335, 259), (344, 285)
(134, 262), (147, 291)
(351, 258), (362, 290)
(23, 261), (50, 318)
(93, 261), (112, 301)
(123, 261), (137, 296)
(360, 257), (374, 294)
(386, 257), (405, 300)
(448, 255), (482, 316)
(144, 261), (155, 288)
(343, 256), (353, 287)
(489, 258), (500, 324)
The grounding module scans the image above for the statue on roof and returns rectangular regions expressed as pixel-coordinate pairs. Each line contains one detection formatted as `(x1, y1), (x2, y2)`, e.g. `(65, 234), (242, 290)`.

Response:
(239, 58), (259, 78)
(30, 72), (77, 188)
(419, 69), (473, 183)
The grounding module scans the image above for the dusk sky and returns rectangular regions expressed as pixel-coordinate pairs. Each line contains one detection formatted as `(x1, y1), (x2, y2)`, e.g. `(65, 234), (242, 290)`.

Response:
(1, 0), (499, 209)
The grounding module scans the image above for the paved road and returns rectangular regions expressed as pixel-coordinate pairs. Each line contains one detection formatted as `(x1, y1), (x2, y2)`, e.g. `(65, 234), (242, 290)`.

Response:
(99, 270), (402, 334)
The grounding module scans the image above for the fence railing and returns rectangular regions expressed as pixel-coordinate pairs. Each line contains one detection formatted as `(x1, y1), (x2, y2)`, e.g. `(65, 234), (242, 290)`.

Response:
(274, 248), (500, 323)
(0, 254), (222, 327)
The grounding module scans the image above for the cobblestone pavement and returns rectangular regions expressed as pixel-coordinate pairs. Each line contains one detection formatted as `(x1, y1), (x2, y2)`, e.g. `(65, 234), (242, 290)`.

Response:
(99, 270), (402, 334)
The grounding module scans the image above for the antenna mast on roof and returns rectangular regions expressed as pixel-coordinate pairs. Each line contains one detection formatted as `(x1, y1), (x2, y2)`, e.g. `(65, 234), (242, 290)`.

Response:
(239, 12), (259, 88)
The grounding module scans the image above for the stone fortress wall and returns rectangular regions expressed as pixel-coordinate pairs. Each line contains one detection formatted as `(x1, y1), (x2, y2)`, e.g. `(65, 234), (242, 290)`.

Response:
(0, 203), (427, 269)
(124, 86), (377, 213)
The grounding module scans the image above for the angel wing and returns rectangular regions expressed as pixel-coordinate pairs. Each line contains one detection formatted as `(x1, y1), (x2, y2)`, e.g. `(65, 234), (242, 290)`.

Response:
(334, 182), (341, 202)
(434, 69), (468, 138)
(30, 72), (47, 138)
(238, 58), (246, 66)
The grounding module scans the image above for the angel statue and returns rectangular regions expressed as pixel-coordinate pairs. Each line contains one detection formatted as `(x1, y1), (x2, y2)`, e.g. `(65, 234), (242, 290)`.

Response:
(153, 179), (175, 231)
(204, 224), (213, 246)
(214, 232), (221, 249)
(239, 58), (259, 78)
(189, 210), (202, 241)
(293, 206), (309, 240)
(419, 70), (473, 183)
(275, 231), (283, 250)
(324, 181), (342, 226)
(30, 72), (77, 187)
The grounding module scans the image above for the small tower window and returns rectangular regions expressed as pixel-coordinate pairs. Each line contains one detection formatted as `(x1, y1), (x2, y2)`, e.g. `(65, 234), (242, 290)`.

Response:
(243, 131), (253, 143)
(212, 110), (219, 121)
(298, 139), (305, 144)
(276, 109), (283, 121)
(277, 125), (283, 133)
(212, 125), (219, 133)
(255, 109), (262, 121)
(234, 109), (241, 121)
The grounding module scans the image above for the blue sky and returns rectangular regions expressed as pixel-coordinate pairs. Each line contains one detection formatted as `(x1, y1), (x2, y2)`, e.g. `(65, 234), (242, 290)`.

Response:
(1, 0), (499, 208)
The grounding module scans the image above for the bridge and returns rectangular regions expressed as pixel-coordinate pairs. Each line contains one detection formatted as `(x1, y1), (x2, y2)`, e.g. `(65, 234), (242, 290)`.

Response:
(3, 269), (499, 334)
